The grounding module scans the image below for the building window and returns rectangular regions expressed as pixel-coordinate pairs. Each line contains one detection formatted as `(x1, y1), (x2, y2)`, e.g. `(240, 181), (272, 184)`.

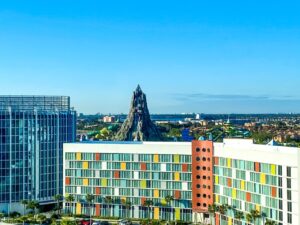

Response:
(197, 203), (201, 206)
(196, 184), (201, 188)
(202, 157), (206, 161)
(196, 166), (201, 170)
(207, 148), (210, 153)
(202, 148), (206, 152)
(196, 157), (201, 161)
(196, 148), (200, 152)
(196, 175), (201, 179)
(287, 167), (291, 177)
(197, 193), (201, 197)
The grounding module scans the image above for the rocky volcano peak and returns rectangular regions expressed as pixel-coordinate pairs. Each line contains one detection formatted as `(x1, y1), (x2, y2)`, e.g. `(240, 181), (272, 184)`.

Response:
(115, 85), (163, 141)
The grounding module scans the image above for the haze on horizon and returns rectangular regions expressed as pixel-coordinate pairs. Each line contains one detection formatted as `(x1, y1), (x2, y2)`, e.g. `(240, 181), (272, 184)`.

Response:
(0, 1), (299, 114)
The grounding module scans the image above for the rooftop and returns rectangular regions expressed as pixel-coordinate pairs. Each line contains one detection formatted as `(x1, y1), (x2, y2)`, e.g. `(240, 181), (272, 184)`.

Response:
(0, 95), (71, 111)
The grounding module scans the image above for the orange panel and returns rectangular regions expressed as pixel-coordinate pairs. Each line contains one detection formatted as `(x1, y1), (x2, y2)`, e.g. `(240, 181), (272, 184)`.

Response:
(214, 157), (219, 165)
(246, 192), (251, 202)
(65, 177), (70, 185)
(174, 190), (181, 199)
(95, 204), (101, 216)
(114, 171), (120, 178)
(227, 178), (232, 187)
(141, 197), (146, 205)
(141, 163), (147, 171)
(95, 187), (101, 195)
(255, 162), (260, 172)
(95, 153), (101, 161)
(215, 214), (220, 225)
(182, 164), (188, 172)
(271, 187), (277, 197)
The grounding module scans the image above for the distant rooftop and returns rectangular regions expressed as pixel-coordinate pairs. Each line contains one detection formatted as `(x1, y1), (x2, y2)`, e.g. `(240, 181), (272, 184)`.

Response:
(0, 96), (71, 111)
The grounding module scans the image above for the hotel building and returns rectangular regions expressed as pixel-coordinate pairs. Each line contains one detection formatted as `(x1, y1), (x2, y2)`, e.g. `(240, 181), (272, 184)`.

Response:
(0, 96), (76, 213)
(63, 139), (299, 225)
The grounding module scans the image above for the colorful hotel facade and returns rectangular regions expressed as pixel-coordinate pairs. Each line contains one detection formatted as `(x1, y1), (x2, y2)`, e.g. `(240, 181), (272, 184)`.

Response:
(63, 139), (299, 225)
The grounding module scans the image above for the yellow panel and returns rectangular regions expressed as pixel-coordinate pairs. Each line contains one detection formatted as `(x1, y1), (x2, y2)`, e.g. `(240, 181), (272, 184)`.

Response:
(256, 204), (261, 212)
(121, 197), (126, 202)
(260, 173), (266, 184)
(228, 217), (232, 225)
(215, 175), (219, 184)
(154, 154), (159, 163)
(241, 180), (245, 190)
(83, 161), (89, 169)
(175, 208), (180, 220)
(121, 162), (126, 170)
(76, 203), (81, 214)
(232, 188), (237, 199)
(271, 165), (276, 175)
(83, 178), (89, 186)
(76, 152), (81, 160)
(174, 172), (180, 181)
(154, 189), (159, 198)
(141, 180), (146, 188)
(174, 154), (180, 163)
(154, 207), (159, 220)
(101, 178), (107, 187)
(215, 194), (219, 203)
(227, 158), (231, 167)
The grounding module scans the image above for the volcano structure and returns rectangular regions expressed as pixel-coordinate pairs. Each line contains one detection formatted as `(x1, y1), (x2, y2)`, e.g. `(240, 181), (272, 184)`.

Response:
(115, 85), (163, 141)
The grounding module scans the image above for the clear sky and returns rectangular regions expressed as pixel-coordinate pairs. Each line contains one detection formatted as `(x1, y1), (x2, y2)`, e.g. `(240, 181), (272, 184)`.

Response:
(0, 1), (299, 114)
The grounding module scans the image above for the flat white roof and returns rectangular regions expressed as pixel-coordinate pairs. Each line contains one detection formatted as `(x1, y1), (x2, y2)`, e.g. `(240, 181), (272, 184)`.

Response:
(64, 139), (300, 166)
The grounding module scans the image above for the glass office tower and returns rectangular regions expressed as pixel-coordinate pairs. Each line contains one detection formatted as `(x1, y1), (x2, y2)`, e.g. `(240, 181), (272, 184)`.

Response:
(0, 96), (76, 213)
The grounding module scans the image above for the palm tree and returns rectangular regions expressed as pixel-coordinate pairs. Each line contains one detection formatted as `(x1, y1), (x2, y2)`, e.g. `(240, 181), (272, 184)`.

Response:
(250, 209), (261, 225)
(164, 195), (174, 221)
(65, 195), (75, 216)
(246, 213), (253, 225)
(21, 200), (28, 215)
(86, 194), (95, 225)
(218, 204), (228, 215)
(53, 194), (63, 216)
(20, 200), (28, 225)
(143, 199), (153, 220)
(104, 196), (114, 217)
(234, 211), (244, 225)
(208, 204), (218, 225)
(265, 219), (277, 225)
(26, 200), (39, 214)
(121, 199), (132, 218)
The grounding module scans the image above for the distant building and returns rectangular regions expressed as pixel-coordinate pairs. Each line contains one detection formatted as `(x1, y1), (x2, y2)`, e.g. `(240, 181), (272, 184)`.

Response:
(195, 114), (201, 120)
(0, 96), (76, 213)
(103, 116), (115, 123)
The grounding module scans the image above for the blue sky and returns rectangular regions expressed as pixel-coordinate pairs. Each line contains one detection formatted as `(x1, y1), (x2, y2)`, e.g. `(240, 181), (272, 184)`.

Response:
(0, 1), (299, 114)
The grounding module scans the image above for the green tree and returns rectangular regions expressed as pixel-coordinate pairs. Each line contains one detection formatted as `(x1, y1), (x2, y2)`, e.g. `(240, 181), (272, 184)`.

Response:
(208, 204), (218, 225)
(218, 204), (228, 215)
(122, 199), (132, 218)
(234, 211), (244, 225)
(104, 196), (114, 217)
(65, 194), (75, 216)
(265, 219), (277, 225)
(26, 201), (39, 214)
(164, 195), (174, 221)
(86, 194), (95, 225)
(250, 209), (261, 224)
(143, 199), (153, 220)
(20, 200), (28, 225)
(53, 194), (63, 215)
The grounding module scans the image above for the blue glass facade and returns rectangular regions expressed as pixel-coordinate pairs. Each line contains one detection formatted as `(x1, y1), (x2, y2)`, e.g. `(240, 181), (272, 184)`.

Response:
(0, 96), (76, 212)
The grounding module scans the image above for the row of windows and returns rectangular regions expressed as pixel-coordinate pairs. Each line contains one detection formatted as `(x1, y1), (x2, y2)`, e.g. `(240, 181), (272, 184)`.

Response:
(66, 153), (191, 163)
